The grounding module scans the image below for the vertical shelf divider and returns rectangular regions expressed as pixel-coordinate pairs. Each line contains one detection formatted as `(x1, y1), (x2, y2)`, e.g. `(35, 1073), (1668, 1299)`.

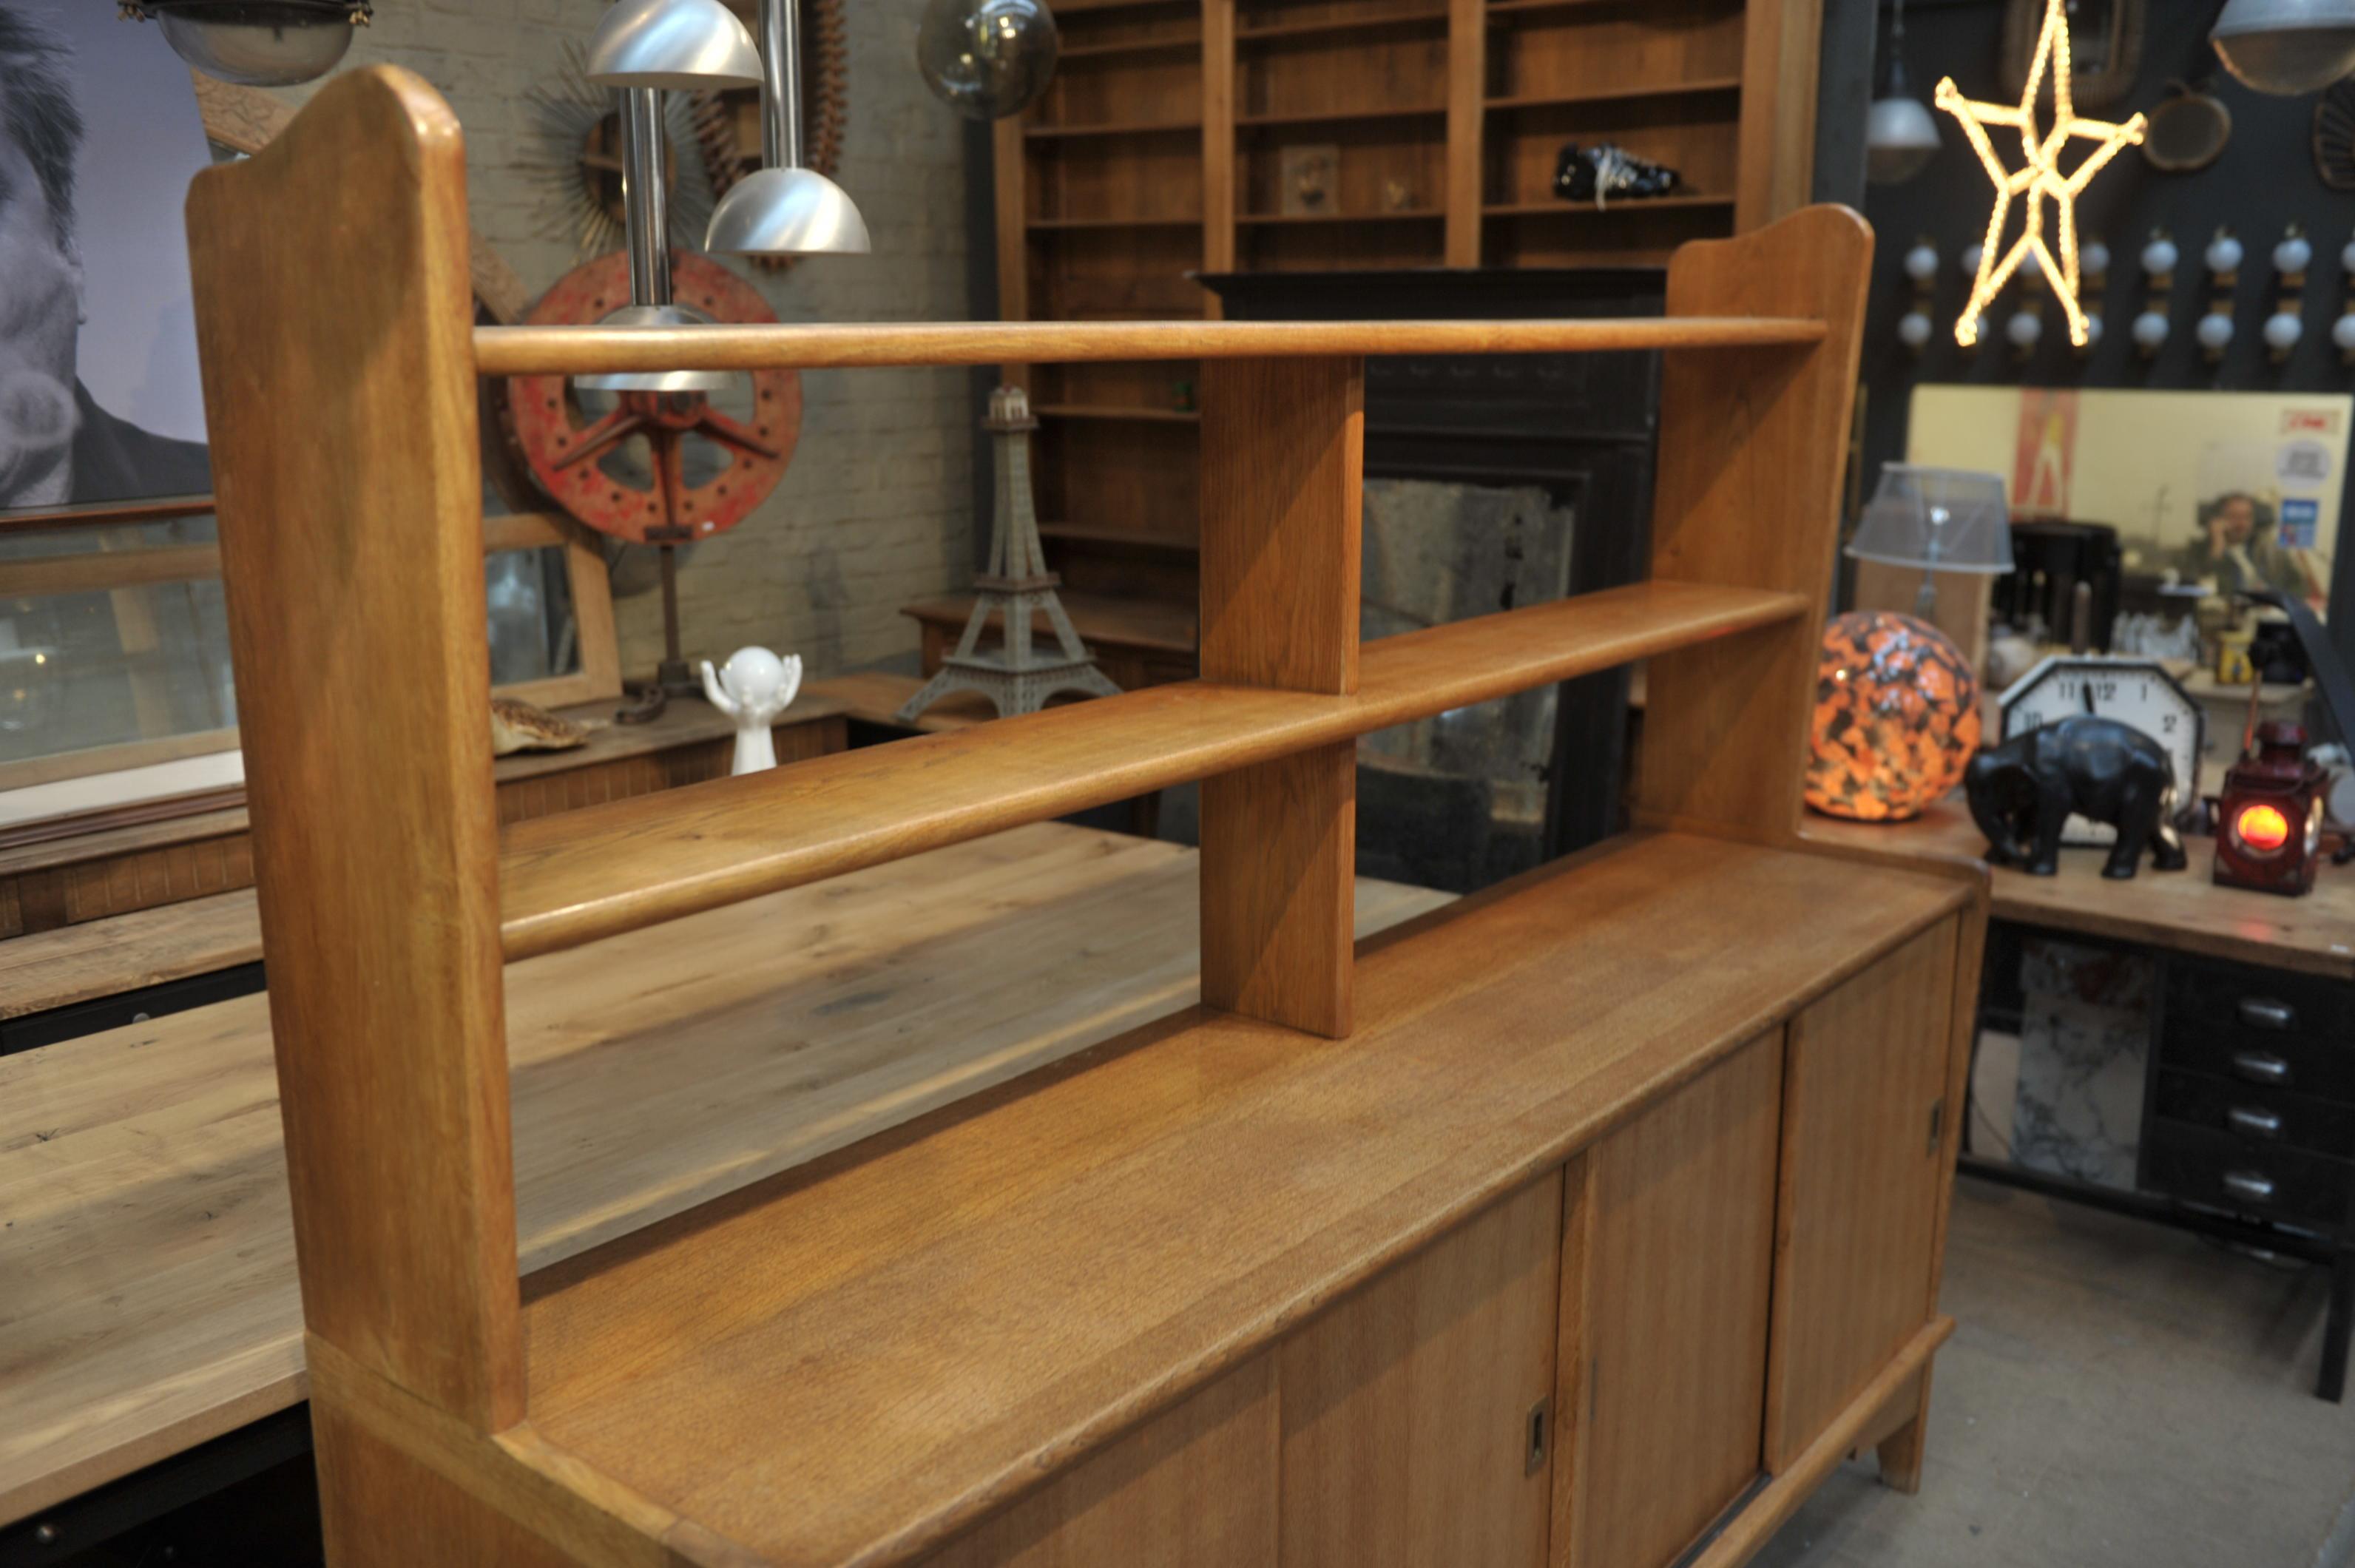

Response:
(1197, 354), (1365, 1038)
(1445, 0), (1486, 265)
(1203, 0), (1237, 304)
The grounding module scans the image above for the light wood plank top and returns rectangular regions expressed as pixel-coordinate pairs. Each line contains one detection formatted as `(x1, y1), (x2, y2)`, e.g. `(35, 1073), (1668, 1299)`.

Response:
(499, 581), (1806, 959)
(0, 825), (1450, 1527)
(1800, 797), (2355, 981)
(518, 832), (1967, 1568)
(0, 889), (262, 1019)
(472, 317), (1829, 377)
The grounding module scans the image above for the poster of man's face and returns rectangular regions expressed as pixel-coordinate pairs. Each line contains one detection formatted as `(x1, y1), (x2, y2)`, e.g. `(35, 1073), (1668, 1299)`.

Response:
(0, 2), (212, 511)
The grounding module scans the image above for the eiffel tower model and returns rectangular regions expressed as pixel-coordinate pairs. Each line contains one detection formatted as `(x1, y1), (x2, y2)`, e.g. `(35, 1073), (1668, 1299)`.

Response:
(898, 385), (1122, 722)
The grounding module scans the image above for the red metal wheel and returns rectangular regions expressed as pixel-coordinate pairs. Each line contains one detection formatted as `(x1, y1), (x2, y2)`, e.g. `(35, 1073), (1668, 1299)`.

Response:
(501, 250), (802, 544)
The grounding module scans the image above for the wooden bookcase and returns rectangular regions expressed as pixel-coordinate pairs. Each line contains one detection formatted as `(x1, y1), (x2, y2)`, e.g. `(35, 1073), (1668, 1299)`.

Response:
(981, 0), (1823, 670)
(185, 67), (1981, 1568)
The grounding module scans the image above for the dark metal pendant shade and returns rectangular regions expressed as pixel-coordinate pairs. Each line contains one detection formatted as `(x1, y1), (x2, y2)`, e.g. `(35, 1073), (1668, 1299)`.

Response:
(2212, 0), (2355, 95)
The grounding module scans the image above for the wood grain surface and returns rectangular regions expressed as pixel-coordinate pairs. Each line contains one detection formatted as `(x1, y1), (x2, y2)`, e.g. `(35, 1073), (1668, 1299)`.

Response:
(1800, 797), (2355, 981)
(1638, 203), (1872, 847)
(1197, 354), (1362, 1036)
(1764, 919), (1956, 1469)
(923, 1358), (1279, 1568)
(1278, 1175), (1560, 1568)
(188, 65), (524, 1430)
(500, 580), (1804, 959)
(1558, 1033), (1783, 1568)
(0, 825), (1449, 1527)
(513, 834), (1966, 1568)
(470, 316), (1829, 376)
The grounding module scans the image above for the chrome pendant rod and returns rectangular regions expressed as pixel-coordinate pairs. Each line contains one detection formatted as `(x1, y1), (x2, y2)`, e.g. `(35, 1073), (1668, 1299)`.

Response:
(622, 86), (672, 306)
(757, 0), (804, 169)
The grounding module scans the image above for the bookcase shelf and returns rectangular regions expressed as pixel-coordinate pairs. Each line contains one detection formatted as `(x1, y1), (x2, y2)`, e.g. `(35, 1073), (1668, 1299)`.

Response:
(495, 580), (1808, 959)
(189, 75), (1917, 1566)
(995, 0), (1820, 664)
(1237, 8), (1450, 42)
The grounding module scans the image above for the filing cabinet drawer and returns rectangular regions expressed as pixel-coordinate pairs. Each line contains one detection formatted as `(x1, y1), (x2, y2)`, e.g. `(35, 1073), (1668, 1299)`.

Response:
(2152, 1072), (2355, 1159)
(2163, 960), (2354, 1044)
(2155, 1013), (2355, 1105)
(2140, 1122), (2355, 1231)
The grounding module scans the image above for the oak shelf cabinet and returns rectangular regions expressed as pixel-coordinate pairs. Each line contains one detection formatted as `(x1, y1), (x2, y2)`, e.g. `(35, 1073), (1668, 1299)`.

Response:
(184, 68), (1973, 1568)
(987, 0), (1822, 677)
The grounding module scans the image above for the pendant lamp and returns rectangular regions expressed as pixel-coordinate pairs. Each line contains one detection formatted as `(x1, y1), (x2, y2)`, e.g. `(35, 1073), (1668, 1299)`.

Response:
(705, 0), (871, 256)
(582, 0), (763, 394)
(2212, 0), (2355, 96)
(585, 0), (763, 89)
(1867, 0), (1940, 185)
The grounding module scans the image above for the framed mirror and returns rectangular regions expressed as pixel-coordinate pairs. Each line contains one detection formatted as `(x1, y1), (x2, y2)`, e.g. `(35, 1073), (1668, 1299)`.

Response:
(2004, 0), (2147, 113)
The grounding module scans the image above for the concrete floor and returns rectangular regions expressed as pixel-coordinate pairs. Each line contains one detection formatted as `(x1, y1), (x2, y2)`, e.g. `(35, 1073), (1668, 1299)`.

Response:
(1754, 1175), (2355, 1568)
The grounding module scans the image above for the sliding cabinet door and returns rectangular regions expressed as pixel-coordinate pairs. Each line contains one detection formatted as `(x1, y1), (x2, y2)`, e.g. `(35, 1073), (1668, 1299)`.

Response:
(1765, 919), (1959, 1468)
(1555, 1034), (1783, 1568)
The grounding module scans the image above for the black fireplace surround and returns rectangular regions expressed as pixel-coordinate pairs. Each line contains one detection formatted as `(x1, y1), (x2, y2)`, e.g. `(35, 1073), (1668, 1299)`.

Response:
(1198, 267), (1669, 868)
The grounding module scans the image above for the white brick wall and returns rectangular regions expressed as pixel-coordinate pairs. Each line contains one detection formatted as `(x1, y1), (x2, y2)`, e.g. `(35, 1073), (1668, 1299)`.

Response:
(278, 0), (973, 677)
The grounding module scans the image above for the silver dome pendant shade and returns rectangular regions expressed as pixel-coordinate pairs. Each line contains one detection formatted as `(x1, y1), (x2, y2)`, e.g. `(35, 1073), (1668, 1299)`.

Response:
(576, 88), (739, 395)
(2212, 0), (2355, 95)
(705, 0), (871, 256)
(585, 0), (763, 89)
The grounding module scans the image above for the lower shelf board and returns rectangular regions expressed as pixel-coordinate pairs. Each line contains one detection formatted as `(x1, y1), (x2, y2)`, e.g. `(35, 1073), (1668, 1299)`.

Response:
(515, 831), (1968, 1567)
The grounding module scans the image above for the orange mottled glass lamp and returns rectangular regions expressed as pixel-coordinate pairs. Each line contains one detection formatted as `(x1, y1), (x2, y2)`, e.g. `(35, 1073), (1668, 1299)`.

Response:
(1805, 610), (1984, 821)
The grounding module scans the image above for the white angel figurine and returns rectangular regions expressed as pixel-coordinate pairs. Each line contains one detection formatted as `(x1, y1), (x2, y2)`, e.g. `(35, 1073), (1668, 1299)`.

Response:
(699, 646), (803, 775)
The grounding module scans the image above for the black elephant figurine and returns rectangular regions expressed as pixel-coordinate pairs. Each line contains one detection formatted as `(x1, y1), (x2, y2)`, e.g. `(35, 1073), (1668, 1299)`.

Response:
(1964, 716), (2189, 879)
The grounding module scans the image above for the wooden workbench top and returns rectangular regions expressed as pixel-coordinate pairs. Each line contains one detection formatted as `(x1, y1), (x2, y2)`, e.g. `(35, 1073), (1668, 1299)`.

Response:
(0, 824), (1450, 1527)
(1800, 797), (2355, 981)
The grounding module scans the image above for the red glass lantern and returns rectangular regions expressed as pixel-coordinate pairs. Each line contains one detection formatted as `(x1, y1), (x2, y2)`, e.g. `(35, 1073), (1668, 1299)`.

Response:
(1805, 610), (1982, 822)
(2214, 720), (2326, 896)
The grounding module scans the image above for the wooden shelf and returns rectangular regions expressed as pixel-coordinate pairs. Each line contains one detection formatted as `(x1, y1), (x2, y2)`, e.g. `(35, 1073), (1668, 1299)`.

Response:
(1485, 0), (1698, 16)
(1027, 214), (1205, 230)
(1058, 31), (1203, 58)
(900, 588), (1199, 655)
(1038, 521), (1201, 555)
(1487, 78), (1743, 111)
(1236, 104), (1447, 129)
(1238, 8), (1450, 43)
(1033, 401), (1203, 422)
(496, 581), (1807, 959)
(1484, 195), (1736, 216)
(1025, 118), (1203, 139)
(474, 315), (1829, 376)
(1237, 207), (1445, 224)
(517, 831), (1970, 1568)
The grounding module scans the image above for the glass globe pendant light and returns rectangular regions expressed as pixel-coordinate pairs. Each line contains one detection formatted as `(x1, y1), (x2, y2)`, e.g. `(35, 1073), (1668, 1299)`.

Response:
(120, 1), (371, 88)
(2212, 0), (2355, 96)
(704, 0), (871, 257)
(918, 0), (1061, 121)
(1866, 0), (1939, 186)
(583, 0), (764, 393)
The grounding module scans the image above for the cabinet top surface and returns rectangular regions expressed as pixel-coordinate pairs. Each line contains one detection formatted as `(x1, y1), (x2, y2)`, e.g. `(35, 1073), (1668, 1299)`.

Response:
(519, 831), (1968, 1567)
(471, 316), (1828, 376)
(1800, 798), (2355, 980)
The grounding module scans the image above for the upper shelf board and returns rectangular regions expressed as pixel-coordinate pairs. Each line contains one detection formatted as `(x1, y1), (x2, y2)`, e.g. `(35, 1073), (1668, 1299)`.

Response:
(496, 581), (1807, 960)
(472, 316), (1826, 376)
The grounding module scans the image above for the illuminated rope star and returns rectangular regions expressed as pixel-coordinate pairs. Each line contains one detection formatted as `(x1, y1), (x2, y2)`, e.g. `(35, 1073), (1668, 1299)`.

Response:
(1934, 0), (2144, 348)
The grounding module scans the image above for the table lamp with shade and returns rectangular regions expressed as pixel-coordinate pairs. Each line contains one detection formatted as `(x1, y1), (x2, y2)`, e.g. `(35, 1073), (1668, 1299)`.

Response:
(1845, 464), (2015, 619)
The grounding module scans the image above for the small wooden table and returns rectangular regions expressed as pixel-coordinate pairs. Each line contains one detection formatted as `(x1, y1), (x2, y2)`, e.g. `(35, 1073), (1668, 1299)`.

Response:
(1804, 799), (2355, 1398)
(0, 823), (1450, 1533)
